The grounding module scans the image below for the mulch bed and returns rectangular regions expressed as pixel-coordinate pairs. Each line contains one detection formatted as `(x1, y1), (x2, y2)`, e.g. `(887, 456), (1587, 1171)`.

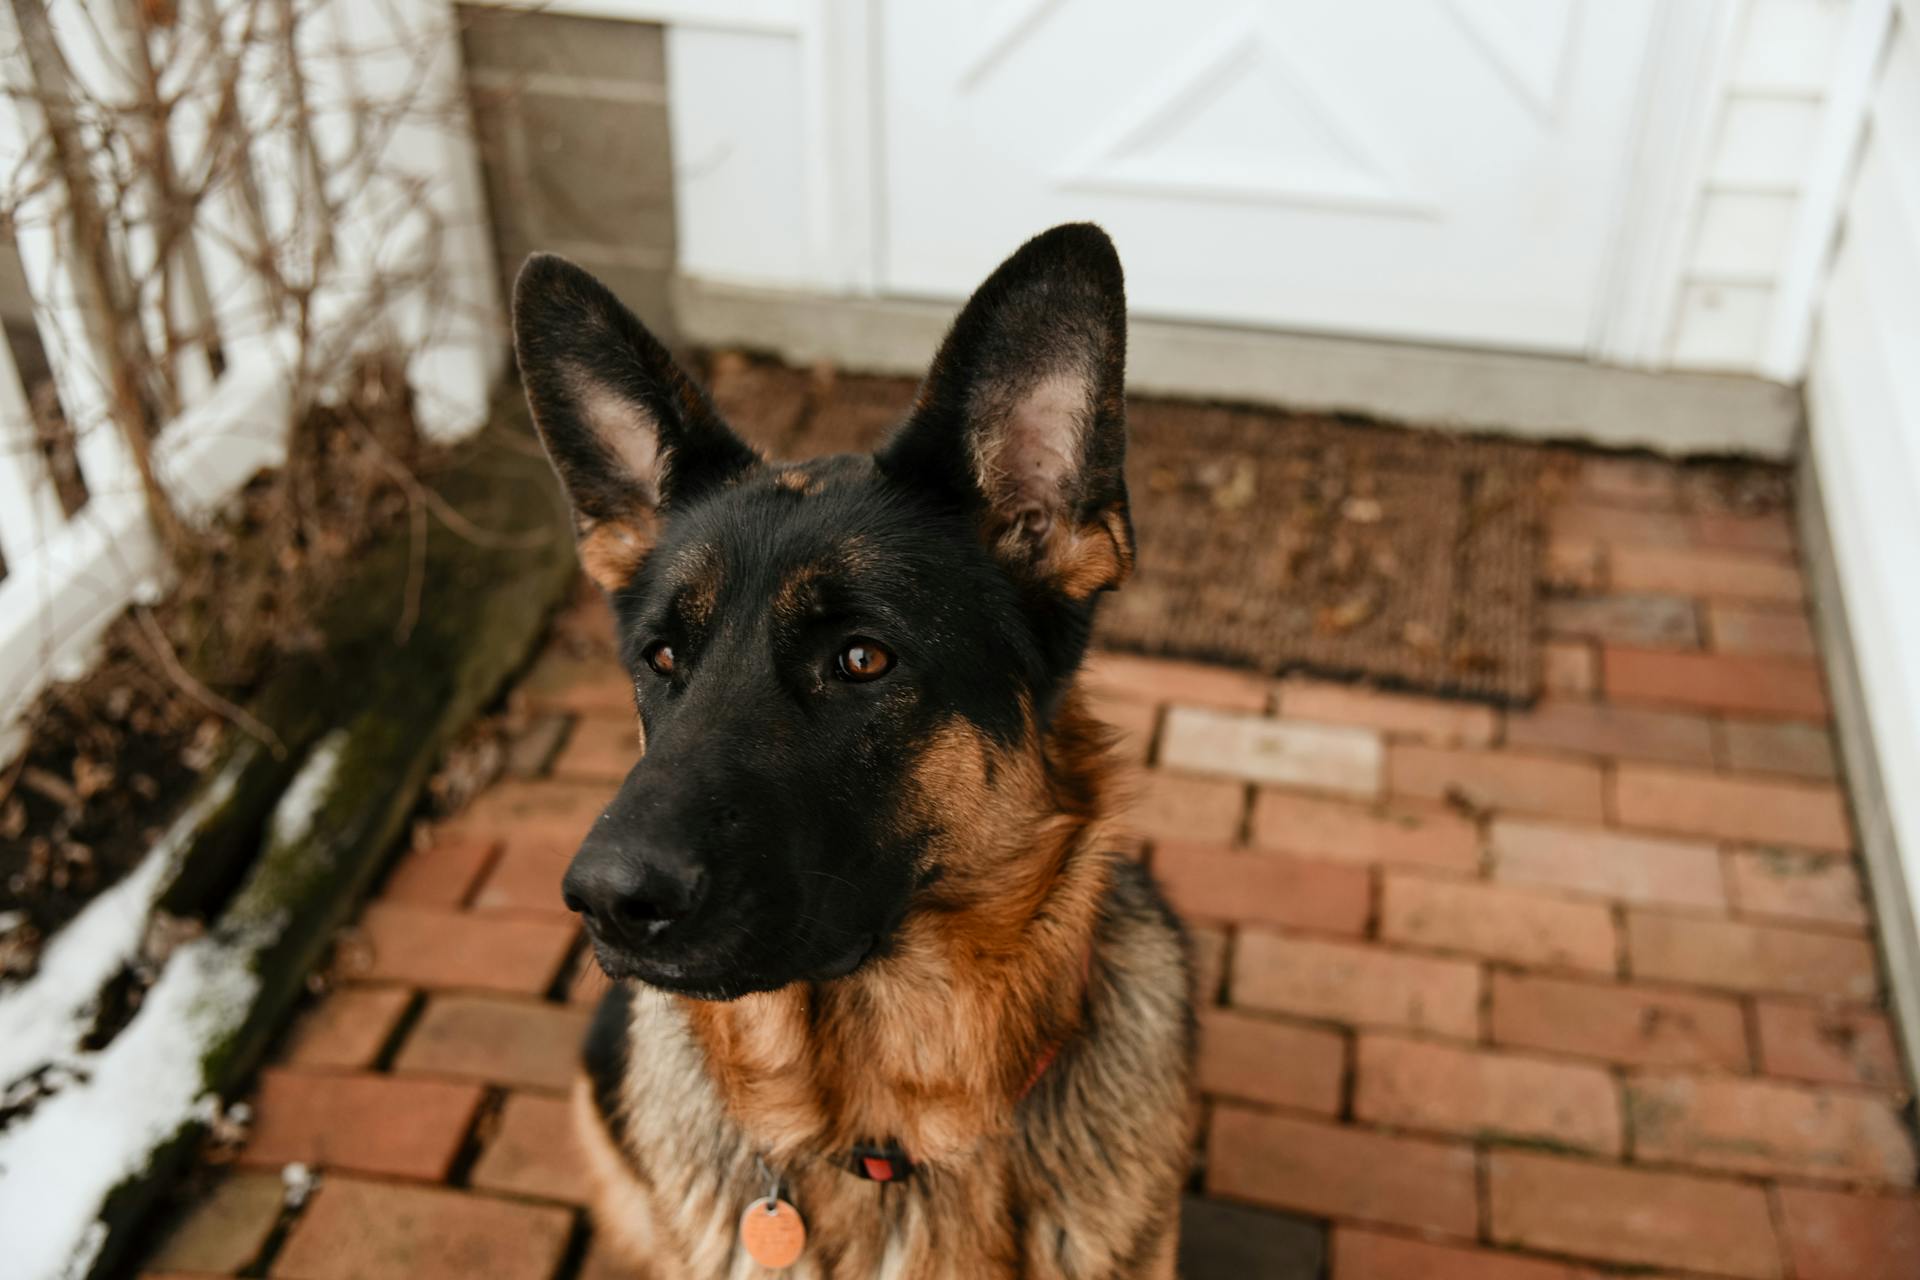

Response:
(704, 355), (1542, 704)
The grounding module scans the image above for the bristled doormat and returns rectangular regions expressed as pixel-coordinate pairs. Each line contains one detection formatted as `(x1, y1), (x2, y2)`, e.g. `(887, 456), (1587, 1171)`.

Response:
(704, 358), (1542, 705)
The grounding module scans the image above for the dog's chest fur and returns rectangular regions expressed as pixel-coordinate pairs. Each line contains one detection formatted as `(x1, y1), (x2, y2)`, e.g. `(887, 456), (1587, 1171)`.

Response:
(577, 858), (1193, 1280)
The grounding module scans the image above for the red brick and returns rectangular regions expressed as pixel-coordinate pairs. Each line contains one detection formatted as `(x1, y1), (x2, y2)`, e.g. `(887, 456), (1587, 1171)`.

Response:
(518, 650), (633, 716)
(550, 715), (642, 780)
(1615, 765), (1852, 852)
(1726, 847), (1866, 927)
(1080, 650), (1271, 711)
(1489, 1150), (1779, 1278)
(1161, 706), (1383, 796)
(1355, 1034), (1621, 1154)
(1504, 701), (1714, 766)
(270, 1177), (571, 1280)
(1490, 818), (1725, 910)
(1332, 1227), (1619, 1280)
(1190, 923), (1229, 1007)
(1627, 1073), (1915, 1184)
(1580, 456), (1680, 508)
(242, 1069), (483, 1181)
(283, 986), (413, 1070)
(147, 1171), (286, 1274)
(1233, 931), (1480, 1039)
(1387, 745), (1604, 821)
(352, 903), (576, 995)
(1543, 595), (1702, 649)
(1552, 503), (1694, 548)
(1627, 911), (1878, 1000)
(1776, 1186), (1920, 1280)
(1153, 843), (1369, 935)
(1131, 769), (1245, 844)
(381, 836), (498, 908)
(1756, 1001), (1904, 1090)
(1196, 1009), (1344, 1113)
(1251, 791), (1479, 873)
(471, 1092), (591, 1203)
(1690, 510), (1794, 555)
(446, 779), (613, 853)
(471, 843), (573, 920)
(1276, 680), (1496, 745)
(1208, 1106), (1477, 1237)
(1610, 545), (1804, 604)
(1379, 874), (1616, 973)
(1545, 536), (1605, 593)
(1719, 719), (1837, 779)
(1088, 693), (1158, 763)
(504, 713), (570, 778)
(1543, 639), (1597, 698)
(393, 995), (590, 1091)
(1498, 971), (1745, 1073)
(1709, 603), (1817, 658)
(1604, 648), (1827, 719)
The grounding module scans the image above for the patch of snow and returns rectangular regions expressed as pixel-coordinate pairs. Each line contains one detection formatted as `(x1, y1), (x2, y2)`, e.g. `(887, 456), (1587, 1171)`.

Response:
(0, 931), (260, 1279)
(269, 730), (347, 848)
(0, 761), (240, 1088)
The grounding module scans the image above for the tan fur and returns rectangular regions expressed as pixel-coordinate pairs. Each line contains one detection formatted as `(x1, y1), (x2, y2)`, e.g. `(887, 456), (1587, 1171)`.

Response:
(578, 512), (659, 593)
(580, 692), (1193, 1278)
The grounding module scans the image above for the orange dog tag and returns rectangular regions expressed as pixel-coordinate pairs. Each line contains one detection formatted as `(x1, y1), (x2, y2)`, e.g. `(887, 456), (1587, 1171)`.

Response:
(740, 1197), (806, 1269)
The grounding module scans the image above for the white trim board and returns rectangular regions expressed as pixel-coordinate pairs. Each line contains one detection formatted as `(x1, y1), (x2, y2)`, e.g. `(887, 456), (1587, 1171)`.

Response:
(674, 276), (1801, 458)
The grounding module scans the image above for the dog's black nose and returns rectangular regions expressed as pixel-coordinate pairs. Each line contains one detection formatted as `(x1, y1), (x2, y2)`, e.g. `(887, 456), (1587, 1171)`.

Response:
(561, 846), (705, 946)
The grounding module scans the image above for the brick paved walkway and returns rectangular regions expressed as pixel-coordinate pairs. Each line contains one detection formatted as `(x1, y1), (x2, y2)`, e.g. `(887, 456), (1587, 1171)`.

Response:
(137, 454), (1919, 1279)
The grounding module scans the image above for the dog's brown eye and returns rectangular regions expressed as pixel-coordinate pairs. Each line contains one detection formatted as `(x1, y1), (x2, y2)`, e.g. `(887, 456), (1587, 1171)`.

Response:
(645, 642), (676, 676)
(836, 640), (893, 682)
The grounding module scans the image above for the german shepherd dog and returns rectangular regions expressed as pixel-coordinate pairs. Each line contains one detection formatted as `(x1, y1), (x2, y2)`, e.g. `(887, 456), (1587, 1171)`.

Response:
(512, 224), (1195, 1278)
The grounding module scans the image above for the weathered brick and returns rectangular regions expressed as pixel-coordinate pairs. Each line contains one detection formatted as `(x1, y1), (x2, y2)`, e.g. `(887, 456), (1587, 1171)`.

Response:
(1552, 503), (1693, 548)
(1708, 603), (1816, 658)
(1604, 648), (1827, 719)
(1087, 693), (1158, 763)
(1161, 707), (1382, 796)
(381, 835), (498, 908)
(1081, 651), (1270, 711)
(1233, 931), (1480, 1039)
(1332, 1227), (1613, 1280)
(1756, 1001), (1903, 1090)
(1490, 971), (1748, 1071)
(1580, 457), (1679, 509)
(1543, 595), (1701, 649)
(1719, 719), (1837, 779)
(1131, 770), (1245, 844)
(242, 1070), (483, 1181)
(503, 713), (570, 778)
(518, 650), (633, 716)
(471, 843), (574, 920)
(269, 1177), (571, 1280)
(1154, 843), (1369, 935)
(1726, 847), (1866, 927)
(352, 903), (576, 995)
(550, 715), (641, 781)
(1208, 1106), (1477, 1237)
(1503, 701), (1714, 766)
(1251, 791), (1479, 873)
(1490, 818), (1725, 910)
(147, 1171), (285, 1274)
(1197, 1009), (1344, 1114)
(1690, 510), (1794, 555)
(1627, 911), (1878, 1000)
(1775, 1185), (1920, 1280)
(1379, 874), (1616, 973)
(1387, 745), (1604, 821)
(1275, 680), (1496, 745)
(394, 995), (590, 1091)
(283, 986), (414, 1070)
(472, 1092), (591, 1203)
(1614, 765), (1852, 852)
(1609, 545), (1804, 604)
(1177, 1195), (1326, 1280)
(1545, 536), (1605, 593)
(1355, 1034), (1621, 1154)
(1488, 1151), (1780, 1278)
(1627, 1073), (1915, 1184)
(447, 778), (614, 852)
(1542, 639), (1597, 698)
(1189, 923), (1229, 1008)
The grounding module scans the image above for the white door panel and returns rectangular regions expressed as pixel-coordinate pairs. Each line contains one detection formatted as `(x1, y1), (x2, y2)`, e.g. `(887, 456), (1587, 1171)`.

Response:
(880, 0), (1659, 353)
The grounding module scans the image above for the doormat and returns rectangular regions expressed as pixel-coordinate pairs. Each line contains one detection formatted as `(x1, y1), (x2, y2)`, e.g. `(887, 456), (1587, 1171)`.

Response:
(705, 358), (1542, 705)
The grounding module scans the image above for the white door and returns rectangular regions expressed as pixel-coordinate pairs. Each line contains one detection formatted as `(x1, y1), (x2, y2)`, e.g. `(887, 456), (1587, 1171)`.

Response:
(879, 0), (1659, 354)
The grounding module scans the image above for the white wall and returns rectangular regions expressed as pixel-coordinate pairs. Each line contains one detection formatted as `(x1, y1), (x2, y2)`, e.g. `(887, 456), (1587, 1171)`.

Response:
(1802, 2), (1920, 1077)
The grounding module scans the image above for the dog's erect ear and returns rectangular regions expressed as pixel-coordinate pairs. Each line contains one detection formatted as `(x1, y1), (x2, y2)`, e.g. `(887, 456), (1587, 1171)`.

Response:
(513, 254), (759, 590)
(878, 223), (1133, 598)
